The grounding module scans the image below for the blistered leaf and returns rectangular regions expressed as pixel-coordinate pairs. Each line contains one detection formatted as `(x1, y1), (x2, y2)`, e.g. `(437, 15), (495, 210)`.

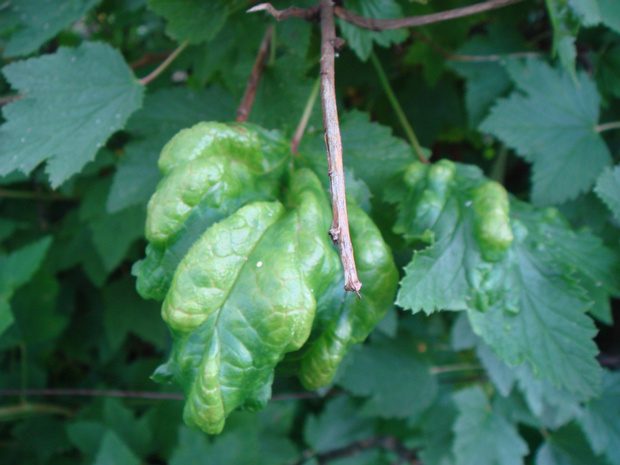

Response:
(137, 122), (396, 434)
(293, 204), (398, 390)
(107, 87), (236, 213)
(391, 159), (604, 397)
(133, 122), (289, 301)
(392, 160), (513, 313)
(152, 169), (343, 434)
(480, 58), (611, 205)
(0, 42), (144, 187)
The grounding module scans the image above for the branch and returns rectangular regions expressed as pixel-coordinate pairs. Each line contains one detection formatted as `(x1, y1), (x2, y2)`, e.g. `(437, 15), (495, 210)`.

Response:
(129, 50), (173, 70)
(247, 3), (320, 22)
(236, 25), (274, 122)
(138, 41), (188, 86)
(0, 94), (23, 106)
(0, 403), (76, 419)
(0, 188), (78, 202)
(334, 0), (523, 31)
(319, 0), (362, 297)
(410, 30), (540, 62)
(290, 436), (420, 465)
(0, 388), (344, 402)
(291, 77), (321, 155)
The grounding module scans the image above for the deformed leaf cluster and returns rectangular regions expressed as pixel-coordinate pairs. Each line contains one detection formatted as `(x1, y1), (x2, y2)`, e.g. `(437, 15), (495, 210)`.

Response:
(134, 122), (398, 433)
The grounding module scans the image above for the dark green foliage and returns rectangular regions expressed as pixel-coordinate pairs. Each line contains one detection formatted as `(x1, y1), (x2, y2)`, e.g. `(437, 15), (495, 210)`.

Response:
(1, 0), (619, 463)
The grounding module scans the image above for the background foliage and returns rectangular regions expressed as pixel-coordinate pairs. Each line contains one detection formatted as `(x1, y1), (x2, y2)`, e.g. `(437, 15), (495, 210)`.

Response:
(1, 0), (620, 463)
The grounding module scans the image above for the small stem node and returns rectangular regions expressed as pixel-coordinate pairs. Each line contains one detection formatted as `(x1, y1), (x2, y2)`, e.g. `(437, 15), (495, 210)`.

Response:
(236, 25), (274, 123)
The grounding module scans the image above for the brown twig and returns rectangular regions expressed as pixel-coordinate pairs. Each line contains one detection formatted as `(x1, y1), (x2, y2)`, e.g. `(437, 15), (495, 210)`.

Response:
(0, 403), (76, 419)
(410, 30), (540, 62)
(129, 50), (173, 70)
(236, 25), (274, 122)
(289, 436), (420, 465)
(138, 41), (188, 86)
(334, 0), (524, 31)
(0, 388), (345, 402)
(0, 94), (23, 106)
(0, 188), (78, 202)
(319, 0), (362, 297)
(247, 3), (320, 22)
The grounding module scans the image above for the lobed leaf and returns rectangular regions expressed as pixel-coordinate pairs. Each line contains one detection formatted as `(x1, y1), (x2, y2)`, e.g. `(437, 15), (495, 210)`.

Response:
(0, 0), (99, 57)
(136, 122), (397, 434)
(453, 386), (528, 465)
(133, 122), (289, 301)
(148, 0), (229, 43)
(0, 42), (144, 187)
(480, 58), (611, 205)
(391, 159), (606, 397)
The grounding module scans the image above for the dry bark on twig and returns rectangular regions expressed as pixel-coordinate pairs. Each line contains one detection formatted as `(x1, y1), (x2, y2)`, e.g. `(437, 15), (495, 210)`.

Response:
(236, 25), (274, 122)
(319, 0), (362, 297)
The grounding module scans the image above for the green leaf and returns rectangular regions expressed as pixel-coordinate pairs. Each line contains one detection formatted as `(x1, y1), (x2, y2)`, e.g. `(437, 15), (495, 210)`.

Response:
(137, 122), (396, 433)
(599, 0), (620, 32)
(544, 0), (582, 74)
(101, 398), (153, 457)
(299, 110), (414, 195)
(453, 387), (528, 465)
(80, 179), (146, 272)
(480, 58), (611, 205)
(170, 405), (298, 464)
(447, 25), (526, 127)
(292, 204), (398, 390)
(597, 44), (620, 99)
(476, 344), (584, 429)
(151, 169), (342, 434)
(0, 236), (52, 336)
(336, 335), (438, 420)
(418, 396), (458, 465)
(304, 397), (375, 454)
(148, 0), (228, 43)
(12, 416), (72, 463)
(393, 161), (513, 313)
(102, 277), (168, 352)
(66, 421), (108, 458)
(337, 0), (408, 61)
(595, 166), (620, 221)
(133, 122), (289, 301)
(580, 371), (620, 465)
(107, 87), (235, 213)
(11, 272), (67, 344)
(392, 160), (603, 397)
(0, 42), (144, 187)
(93, 431), (140, 465)
(0, 0), (99, 57)
(536, 423), (610, 465)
